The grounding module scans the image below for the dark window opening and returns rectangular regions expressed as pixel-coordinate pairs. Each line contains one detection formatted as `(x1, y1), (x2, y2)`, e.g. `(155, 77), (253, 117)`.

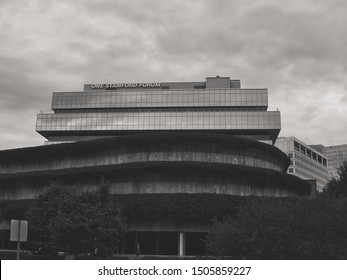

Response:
(300, 145), (306, 155)
(121, 232), (136, 254)
(294, 141), (300, 151)
(136, 232), (157, 255)
(158, 232), (179, 255)
(119, 231), (179, 256)
(312, 152), (317, 161)
(318, 156), (322, 164)
(185, 232), (206, 256)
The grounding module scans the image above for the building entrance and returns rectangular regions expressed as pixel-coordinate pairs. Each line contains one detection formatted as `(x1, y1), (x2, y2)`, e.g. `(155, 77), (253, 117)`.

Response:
(119, 231), (206, 256)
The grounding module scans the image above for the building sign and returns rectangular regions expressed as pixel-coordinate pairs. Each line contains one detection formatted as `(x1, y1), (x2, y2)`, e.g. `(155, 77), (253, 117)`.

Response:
(91, 83), (161, 89)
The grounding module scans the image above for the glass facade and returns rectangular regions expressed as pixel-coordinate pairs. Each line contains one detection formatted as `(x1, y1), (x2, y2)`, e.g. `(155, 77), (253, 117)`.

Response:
(51, 89), (268, 110)
(36, 77), (281, 144)
(37, 111), (280, 132)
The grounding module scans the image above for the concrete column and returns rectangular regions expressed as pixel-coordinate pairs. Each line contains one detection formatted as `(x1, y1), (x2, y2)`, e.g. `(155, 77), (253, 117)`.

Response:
(179, 232), (185, 256)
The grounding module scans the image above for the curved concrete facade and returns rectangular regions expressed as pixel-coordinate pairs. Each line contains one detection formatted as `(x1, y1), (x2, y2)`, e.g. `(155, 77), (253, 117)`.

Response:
(0, 133), (311, 200)
(0, 133), (288, 174)
(0, 162), (311, 200)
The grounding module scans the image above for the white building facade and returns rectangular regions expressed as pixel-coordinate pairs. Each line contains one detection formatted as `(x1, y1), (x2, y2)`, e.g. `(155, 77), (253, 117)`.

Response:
(275, 137), (328, 191)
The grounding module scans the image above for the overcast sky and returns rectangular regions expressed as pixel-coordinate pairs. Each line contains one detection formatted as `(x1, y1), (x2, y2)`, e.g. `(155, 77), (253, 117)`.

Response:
(1, 0), (346, 150)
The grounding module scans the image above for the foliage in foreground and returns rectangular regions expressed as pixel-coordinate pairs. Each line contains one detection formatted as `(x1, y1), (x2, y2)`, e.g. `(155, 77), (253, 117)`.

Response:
(26, 184), (127, 257)
(323, 161), (347, 198)
(206, 196), (347, 259)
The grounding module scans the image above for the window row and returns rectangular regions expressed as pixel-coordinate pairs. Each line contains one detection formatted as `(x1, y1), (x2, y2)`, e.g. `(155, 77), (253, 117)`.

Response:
(37, 112), (280, 126)
(294, 169), (326, 187)
(294, 141), (327, 166)
(37, 123), (280, 131)
(39, 111), (280, 119)
(294, 154), (327, 172)
(37, 113), (280, 131)
(57, 89), (268, 96)
(54, 106), (268, 114)
(52, 91), (268, 109)
(295, 161), (328, 180)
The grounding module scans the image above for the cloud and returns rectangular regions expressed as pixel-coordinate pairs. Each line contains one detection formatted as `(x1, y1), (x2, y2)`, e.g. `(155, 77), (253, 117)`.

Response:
(0, 0), (346, 149)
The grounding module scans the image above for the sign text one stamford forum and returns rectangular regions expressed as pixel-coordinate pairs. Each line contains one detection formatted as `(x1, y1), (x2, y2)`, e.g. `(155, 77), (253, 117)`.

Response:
(91, 82), (161, 89)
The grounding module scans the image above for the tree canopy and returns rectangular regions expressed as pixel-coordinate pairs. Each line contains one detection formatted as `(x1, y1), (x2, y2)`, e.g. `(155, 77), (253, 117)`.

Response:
(206, 196), (347, 259)
(27, 184), (127, 257)
(324, 161), (347, 198)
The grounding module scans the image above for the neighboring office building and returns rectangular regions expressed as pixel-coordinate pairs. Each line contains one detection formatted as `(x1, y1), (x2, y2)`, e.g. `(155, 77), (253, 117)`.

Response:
(312, 144), (347, 180)
(323, 144), (347, 180)
(36, 76), (281, 145)
(275, 137), (328, 192)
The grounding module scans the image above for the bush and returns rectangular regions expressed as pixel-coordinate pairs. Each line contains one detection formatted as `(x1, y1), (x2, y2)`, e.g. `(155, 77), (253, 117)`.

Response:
(323, 161), (347, 198)
(206, 196), (347, 259)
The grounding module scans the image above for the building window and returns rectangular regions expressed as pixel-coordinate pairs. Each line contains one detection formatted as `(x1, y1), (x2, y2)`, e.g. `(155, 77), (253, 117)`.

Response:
(318, 155), (322, 164)
(312, 152), (317, 161)
(288, 168), (293, 173)
(294, 141), (300, 151)
(300, 145), (306, 155)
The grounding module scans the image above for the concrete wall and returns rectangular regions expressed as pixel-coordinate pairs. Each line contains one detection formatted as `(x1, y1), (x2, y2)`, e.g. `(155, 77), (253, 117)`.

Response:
(0, 140), (287, 176)
(0, 161), (309, 200)
(0, 134), (299, 200)
(0, 178), (300, 200)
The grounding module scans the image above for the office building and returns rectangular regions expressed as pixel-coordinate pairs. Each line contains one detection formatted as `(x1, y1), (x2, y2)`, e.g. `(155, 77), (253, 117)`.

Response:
(275, 137), (328, 191)
(0, 133), (312, 256)
(0, 77), (313, 256)
(36, 76), (281, 145)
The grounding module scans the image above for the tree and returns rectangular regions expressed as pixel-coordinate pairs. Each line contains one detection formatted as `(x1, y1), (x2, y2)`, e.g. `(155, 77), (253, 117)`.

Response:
(324, 161), (347, 198)
(206, 196), (347, 259)
(27, 184), (127, 257)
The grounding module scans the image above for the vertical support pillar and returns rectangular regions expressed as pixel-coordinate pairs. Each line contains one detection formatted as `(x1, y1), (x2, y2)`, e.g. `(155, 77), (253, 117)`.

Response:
(16, 221), (21, 260)
(179, 232), (185, 256)
(156, 232), (159, 255)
